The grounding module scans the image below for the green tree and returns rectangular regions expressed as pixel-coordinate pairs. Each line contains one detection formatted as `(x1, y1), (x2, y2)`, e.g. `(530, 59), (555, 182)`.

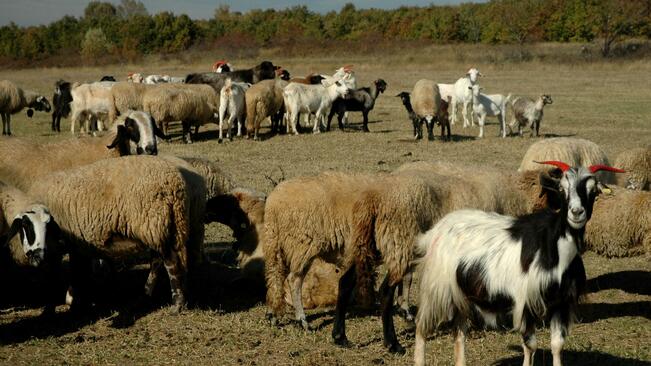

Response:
(81, 28), (113, 63)
(117, 0), (148, 19)
(589, 0), (647, 56)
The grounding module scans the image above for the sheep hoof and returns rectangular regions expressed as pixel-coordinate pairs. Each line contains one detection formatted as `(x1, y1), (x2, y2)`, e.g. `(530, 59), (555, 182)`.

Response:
(218, 138), (223, 144)
(386, 342), (405, 355)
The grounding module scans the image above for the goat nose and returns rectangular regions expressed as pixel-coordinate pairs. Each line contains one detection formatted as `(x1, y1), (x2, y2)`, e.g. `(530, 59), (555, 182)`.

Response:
(571, 207), (584, 216)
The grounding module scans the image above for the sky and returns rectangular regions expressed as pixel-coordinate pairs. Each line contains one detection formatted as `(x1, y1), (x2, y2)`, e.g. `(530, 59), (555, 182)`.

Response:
(0, 0), (477, 26)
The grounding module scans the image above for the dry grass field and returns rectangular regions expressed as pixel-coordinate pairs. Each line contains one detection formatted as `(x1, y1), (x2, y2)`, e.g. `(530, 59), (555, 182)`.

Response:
(0, 44), (649, 365)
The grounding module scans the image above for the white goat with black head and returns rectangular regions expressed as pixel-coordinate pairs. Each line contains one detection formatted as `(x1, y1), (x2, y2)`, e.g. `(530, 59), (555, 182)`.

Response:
(414, 161), (625, 366)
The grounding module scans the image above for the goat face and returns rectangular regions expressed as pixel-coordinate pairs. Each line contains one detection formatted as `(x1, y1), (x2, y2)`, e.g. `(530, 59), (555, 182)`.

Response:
(466, 67), (482, 83)
(375, 79), (388, 94)
(32, 96), (51, 113)
(6, 206), (58, 267)
(559, 167), (599, 229)
(334, 81), (351, 99)
(542, 94), (553, 105)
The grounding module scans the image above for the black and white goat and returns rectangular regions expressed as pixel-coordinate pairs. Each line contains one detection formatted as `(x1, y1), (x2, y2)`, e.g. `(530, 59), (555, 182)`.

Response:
(414, 161), (625, 366)
(327, 79), (387, 132)
(51, 80), (72, 133)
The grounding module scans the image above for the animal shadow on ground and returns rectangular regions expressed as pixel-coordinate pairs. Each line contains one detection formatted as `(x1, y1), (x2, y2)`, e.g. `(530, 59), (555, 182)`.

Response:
(494, 346), (651, 366)
(579, 270), (651, 323)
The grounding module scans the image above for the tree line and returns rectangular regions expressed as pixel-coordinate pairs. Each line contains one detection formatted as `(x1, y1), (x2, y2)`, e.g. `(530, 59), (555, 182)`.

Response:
(0, 0), (649, 66)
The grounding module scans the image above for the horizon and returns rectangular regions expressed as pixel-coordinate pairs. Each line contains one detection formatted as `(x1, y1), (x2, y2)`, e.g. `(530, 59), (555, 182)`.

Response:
(0, 0), (482, 27)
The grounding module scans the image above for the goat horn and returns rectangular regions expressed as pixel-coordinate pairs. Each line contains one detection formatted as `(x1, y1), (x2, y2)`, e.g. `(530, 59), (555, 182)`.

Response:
(534, 160), (571, 172)
(588, 165), (626, 174)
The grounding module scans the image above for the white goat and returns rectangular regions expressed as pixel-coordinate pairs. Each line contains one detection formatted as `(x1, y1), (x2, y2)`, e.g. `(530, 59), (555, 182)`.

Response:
(218, 78), (251, 142)
(414, 161), (625, 366)
(451, 67), (482, 128)
(320, 66), (356, 125)
(283, 81), (350, 134)
(468, 84), (511, 138)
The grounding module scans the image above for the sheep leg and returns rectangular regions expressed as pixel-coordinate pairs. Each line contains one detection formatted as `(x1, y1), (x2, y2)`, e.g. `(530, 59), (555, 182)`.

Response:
(453, 315), (468, 366)
(332, 266), (356, 347)
(51, 113), (57, 132)
(182, 120), (193, 144)
(396, 273), (414, 321)
(1, 113), (6, 135)
(462, 100), (469, 128)
(380, 274), (405, 354)
(4, 114), (10, 136)
(163, 250), (187, 313)
(288, 272), (310, 330)
(550, 311), (568, 366)
(362, 111), (370, 132)
(68, 249), (94, 313)
(521, 314), (537, 366)
(290, 110), (299, 135)
(144, 257), (164, 297)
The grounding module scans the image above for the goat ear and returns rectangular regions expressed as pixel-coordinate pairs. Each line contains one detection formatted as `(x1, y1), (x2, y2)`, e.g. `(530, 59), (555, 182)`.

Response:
(4, 218), (22, 248)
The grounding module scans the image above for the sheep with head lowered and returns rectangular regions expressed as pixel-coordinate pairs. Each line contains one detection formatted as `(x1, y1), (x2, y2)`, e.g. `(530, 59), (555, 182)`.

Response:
(0, 80), (51, 136)
(107, 81), (155, 126)
(410, 79), (444, 141)
(614, 146), (651, 190)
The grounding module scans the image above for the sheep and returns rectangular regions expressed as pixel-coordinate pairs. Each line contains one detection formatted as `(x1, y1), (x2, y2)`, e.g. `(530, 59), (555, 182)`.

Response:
(509, 94), (553, 137)
(614, 146), (651, 190)
(26, 155), (196, 312)
(0, 111), (164, 191)
(245, 79), (288, 140)
(468, 84), (511, 138)
(186, 61), (277, 90)
(437, 82), (455, 124)
(0, 80), (51, 136)
(450, 67), (482, 128)
(178, 156), (235, 201)
(411, 79), (443, 141)
(283, 81), (350, 135)
(219, 78), (251, 142)
(51, 80), (73, 133)
(0, 181), (63, 316)
(519, 137), (617, 185)
(396, 92), (422, 139)
(413, 161), (625, 366)
(70, 81), (115, 135)
(211, 60), (233, 73)
(141, 83), (219, 143)
(107, 81), (154, 125)
(584, 186), (650, 257)
(326, 79), (387, 132)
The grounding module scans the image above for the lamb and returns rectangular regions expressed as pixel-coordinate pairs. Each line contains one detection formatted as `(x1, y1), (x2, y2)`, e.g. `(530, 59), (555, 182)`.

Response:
(245, 79), (288, 140)
(0, 181), (63, 316)
(70, 81), (115, 134)
(326, 79), (387, 132)
(509, 94), (553, 137)
(411, 79), (443, 141)
(219, 78), (251, 142)
(413, 161), (624, 366)
(614, 146), (651, 190)
(468, 84), (511, 138)
(51, 80), (73, 133)
(519, 137), (617, 184)
(185, 61), (277, 91)
(0, 80), (51, 136)
(26, 156), (196, 312)
(211, 60), (233, 73)
(142, 83), (219, 143)
(263, 171), (444, 353)
(283, 81), (350, 134)
(451, 67), (482, 128)
(0, 111), (163, 190)
(437, 82), (455, 124)
(584, 186), (650, 257)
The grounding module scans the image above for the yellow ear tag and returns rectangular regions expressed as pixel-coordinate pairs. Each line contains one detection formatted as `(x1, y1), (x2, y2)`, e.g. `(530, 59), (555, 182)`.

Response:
(601, 187), (612, 195)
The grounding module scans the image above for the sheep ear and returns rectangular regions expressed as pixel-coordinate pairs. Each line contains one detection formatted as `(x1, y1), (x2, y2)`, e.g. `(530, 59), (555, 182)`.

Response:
(152, 118), (170, 140)
(107, 125), (128, 150)
(26, 109), (34, 118)
(4, 218), (22, 248)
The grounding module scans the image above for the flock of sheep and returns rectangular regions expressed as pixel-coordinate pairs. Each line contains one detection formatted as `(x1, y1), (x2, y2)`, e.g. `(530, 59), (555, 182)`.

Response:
(0, 59), (650, 366)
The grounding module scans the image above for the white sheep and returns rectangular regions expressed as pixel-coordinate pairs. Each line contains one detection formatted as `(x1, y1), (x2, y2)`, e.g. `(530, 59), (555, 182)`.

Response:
(411, 79), (443, 140)
(283, 81), (350, 134)
(70, 81), (115, 135)
(450, 67), (482, 128)
(468, 84), (511, 138)
(219, 78), (251, 142)
(0, 80), (51, 136)
(509, 94), (553, 137)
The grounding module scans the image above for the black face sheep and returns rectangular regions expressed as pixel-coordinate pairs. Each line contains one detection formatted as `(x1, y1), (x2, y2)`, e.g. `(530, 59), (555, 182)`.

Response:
(327, 79), (387, 132)
(0, 80), (51, 136)
(413, 161), (625, 366)
(51, 80), (73, 133)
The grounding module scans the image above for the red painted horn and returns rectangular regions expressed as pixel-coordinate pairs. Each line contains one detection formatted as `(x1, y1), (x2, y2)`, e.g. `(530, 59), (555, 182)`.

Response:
(534, 160), (571, 172)
(588, 165), (626, 174)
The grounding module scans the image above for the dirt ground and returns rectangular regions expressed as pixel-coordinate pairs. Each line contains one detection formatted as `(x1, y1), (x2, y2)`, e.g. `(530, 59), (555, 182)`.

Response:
(0, 46), (649, 365)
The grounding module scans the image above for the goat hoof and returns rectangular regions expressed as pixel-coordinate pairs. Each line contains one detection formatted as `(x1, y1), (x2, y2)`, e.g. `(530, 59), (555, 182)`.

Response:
(386, 342), (405, 354)
(218, 138), (223, 144)
(363, 127), (370, 133)
(332, 334), (351, 348)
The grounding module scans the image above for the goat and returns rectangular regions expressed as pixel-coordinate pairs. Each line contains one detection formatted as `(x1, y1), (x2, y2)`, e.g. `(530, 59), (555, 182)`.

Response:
(51, 80), (72, 133)
(327, 79), (387, 132)
(283, 81), (350, 134)
(451, 68), (482, 128)
(414, 161), (625, 366)
(509, 95), (553, 137)
(468, 85), (511, 138)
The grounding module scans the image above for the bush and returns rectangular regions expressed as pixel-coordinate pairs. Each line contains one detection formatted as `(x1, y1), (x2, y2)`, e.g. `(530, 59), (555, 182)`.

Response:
(81, 28), (113, 64)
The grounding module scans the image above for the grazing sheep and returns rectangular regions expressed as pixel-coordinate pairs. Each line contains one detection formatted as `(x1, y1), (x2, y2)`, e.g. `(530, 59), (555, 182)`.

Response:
(51, 80), (73, 133)
(0, 181), (63, 316)
(26, 156), (195, 312)
(519, 137), (616, 184)
(451, 67), (482, 127)
(413, 162), (624, 366)
(70, 81), (115, 134)
(396, 92), (422, 139)
(219, 78), (251, 142)
(327, 79), (387, 132)
(283, 81), (350, 135)
(585, 186), (650, 257)
(0, 111), (163, 190)
(468, 85), (511, 138)
(614, 146), (651, 190)
(142, 83), (219, 143)
(211, 60), (233, 73)
(178, 157), (235, 201)
(509, 94), (553, 137)
(0, 80), (51, 136)
(411, 79), (443, 141)
(186, 61), (277, 90)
